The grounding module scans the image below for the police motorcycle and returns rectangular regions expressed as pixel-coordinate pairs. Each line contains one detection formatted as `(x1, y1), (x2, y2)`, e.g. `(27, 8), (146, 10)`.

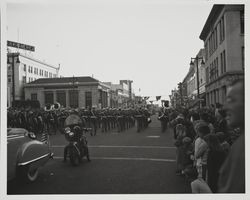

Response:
(63, 113), (91, 166)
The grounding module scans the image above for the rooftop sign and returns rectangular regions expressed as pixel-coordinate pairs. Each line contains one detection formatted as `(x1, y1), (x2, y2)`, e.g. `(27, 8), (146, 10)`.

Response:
(7, 40), (35, 52)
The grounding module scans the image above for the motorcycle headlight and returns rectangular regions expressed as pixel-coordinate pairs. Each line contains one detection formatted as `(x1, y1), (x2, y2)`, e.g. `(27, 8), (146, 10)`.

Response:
(65, 127), (71, 134)
(69, 131), (74, 137)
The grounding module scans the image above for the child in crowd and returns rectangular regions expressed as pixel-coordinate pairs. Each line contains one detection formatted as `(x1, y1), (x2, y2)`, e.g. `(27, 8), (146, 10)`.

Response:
(174, 123), (187, 175)
(194, 124), (210, 180)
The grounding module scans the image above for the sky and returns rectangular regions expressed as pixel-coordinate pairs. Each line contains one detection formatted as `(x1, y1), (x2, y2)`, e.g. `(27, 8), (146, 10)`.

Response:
(6, 0), (215, 101)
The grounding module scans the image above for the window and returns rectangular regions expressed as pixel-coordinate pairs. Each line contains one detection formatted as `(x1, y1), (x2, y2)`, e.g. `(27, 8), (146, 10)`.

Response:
(44, 92), (54, 105)
(30, 66), (33, 73)
(23, 76), (26, 84)
(215, 57), (219, 78)
(222, 86), (227, 103)
(214, 27), (218, 49)
(8, 75), (11, 83)
(220, 50), (226, 74)
(209, 63), (214, 81)
(223, 50), (226, 73)
(220, 16), (225, 42)
(85, 91), (92, 108)
(240, 10), (244, 34)
(23, 64), (26, 72)
(69, 90), (79, 108)
(56, 91), (66, 107)
(31, 93), (37, 101)
(206, 67), (209, 83)
(211, 32), (214, 54)
(220, 52), (224, 74)
(205, 42), (208, 61)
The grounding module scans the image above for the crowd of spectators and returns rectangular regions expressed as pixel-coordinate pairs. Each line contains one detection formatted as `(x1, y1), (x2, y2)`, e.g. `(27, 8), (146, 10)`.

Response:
(169, 79), (244, 193)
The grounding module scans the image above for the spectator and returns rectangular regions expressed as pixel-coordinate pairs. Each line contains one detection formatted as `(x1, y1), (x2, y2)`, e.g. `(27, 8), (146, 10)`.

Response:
(194, 124), (210, 180)
(174, 123), (187, 175)
(200, 112), (215, 134)
(203, 134), (227, 193)
(218, 79), (245, 193)
(214, 109), (228, 140)
(180, 137), (194, 175)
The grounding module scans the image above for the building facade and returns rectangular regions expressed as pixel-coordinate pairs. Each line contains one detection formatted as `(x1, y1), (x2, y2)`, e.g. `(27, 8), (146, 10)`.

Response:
(120, 80), (133, 99)
(200, 5), (244, 106)
(110, 82), (130, 108)
(7, 52), (59, 106)
(24, 76), (110, 109)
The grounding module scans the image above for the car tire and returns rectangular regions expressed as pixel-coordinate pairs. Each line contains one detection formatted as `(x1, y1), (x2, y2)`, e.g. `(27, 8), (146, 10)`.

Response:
(16, 165), (39, 183)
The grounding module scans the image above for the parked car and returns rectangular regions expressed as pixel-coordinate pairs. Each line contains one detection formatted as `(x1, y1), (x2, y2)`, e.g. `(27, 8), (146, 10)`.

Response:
(7, 128), (53, 182)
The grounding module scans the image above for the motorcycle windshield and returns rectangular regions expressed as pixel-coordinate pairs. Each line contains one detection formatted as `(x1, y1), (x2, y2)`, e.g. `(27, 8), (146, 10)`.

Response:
(64, 114), (83, 126)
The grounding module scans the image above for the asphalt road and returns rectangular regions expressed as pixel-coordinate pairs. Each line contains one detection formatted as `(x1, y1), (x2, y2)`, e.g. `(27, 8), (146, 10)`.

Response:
(7, 115), (191, 194)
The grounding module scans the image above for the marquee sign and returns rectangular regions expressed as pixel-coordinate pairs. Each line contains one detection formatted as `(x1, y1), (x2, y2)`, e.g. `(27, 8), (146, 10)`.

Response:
(7, 40), (35, 52)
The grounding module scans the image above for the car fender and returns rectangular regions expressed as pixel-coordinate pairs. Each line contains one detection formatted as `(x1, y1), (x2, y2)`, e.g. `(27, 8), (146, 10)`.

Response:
(16, 140), (52, 170)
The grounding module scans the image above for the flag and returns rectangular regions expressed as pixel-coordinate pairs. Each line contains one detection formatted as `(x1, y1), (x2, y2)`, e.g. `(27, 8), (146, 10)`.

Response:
(156, 96), (161, 101)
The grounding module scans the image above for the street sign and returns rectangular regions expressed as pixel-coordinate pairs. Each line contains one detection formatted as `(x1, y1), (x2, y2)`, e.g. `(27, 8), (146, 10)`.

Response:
(7, 40), (35, 52)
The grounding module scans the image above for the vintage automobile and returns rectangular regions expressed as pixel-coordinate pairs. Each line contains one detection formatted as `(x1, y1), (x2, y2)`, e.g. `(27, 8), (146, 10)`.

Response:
(7, 128), (53, 182)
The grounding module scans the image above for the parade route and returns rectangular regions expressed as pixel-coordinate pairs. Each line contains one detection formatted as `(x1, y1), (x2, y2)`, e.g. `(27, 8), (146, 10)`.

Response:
(7, 115), (191, 194)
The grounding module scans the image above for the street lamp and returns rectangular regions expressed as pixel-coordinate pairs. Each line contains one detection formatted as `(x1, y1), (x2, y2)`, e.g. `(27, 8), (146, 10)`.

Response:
(190, 56), (205, 108)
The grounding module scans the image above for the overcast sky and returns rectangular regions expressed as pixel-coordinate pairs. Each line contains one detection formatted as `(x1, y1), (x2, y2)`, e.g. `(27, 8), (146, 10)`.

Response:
(6, 0), (215, 101)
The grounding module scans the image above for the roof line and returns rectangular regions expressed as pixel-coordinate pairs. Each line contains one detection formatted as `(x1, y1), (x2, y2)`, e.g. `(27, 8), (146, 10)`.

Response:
(19, 53), (59, 70)
(24, 81), (99, 87)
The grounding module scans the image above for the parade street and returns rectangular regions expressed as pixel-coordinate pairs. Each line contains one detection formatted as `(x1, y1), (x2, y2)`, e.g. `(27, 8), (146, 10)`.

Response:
(7, 115), (190, 194)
